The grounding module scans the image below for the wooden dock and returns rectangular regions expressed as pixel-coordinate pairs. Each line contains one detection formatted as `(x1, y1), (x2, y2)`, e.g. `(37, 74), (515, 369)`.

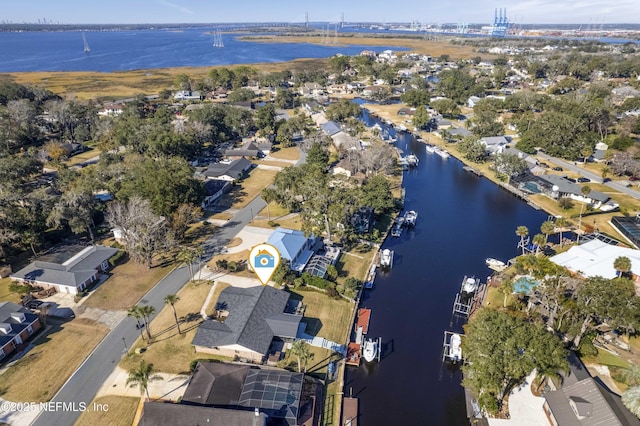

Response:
(342, 396), (359, 426)
(462, 165), (483, 176)
(345, 342), (361, 367)
(356, 308), (371, 335)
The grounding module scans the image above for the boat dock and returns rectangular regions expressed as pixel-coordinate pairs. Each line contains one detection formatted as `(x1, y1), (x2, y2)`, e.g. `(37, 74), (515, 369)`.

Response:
(452, 276), (480, 318)
(342, 396), (359, 426)
(345, 342), (361, 367)
(462, 165), (483, 177)
(442, 331), (464, 363)
(356, 308), (371, 336)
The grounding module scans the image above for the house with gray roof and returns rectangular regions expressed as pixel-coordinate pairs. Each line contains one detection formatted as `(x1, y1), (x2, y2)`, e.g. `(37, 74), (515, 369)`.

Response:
(0, 302), (42, 361)
(10, 245), (118, 295)
(138, 403), (266, 426)
(321, 121), (342, 137)
(192, 286), (302, 363)
(538, 174), (611, 209)
(202, 158), (253, 182)
(480, 136), (510, 155)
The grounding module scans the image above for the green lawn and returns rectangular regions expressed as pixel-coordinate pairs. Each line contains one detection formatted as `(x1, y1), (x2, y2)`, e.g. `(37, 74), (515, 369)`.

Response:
(583, 348), (631, 369)
(289, 288), (353, 344)
(0, 277), (21, 304)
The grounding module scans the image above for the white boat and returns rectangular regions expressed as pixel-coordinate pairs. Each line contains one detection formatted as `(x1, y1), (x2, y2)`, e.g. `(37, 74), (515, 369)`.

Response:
(462, 276), (479, 294)
(449, 333), (462, 362)
(380, 249), (393, 268)
(425, 145), (435, 153)
(362, 338), (378, 363)
(485, 258), (506, 268)
(434, 147), (450, 159)
(404, 210), (418, 227)
(406, 154), (419, 167)
(391, 217), (404, 237)
(82, 32), (90, 53)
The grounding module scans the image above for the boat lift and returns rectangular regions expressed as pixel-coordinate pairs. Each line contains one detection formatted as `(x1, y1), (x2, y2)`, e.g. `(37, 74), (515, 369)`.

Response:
(452, 292), (472, 318)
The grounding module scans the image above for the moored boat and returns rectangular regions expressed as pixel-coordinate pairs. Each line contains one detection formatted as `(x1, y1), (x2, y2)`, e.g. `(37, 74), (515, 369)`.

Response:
(449, 333), (462, 362)
(404, 210), (418, 227)
(462, 276), (479, 294)
(485, 258), (506, 268)
(362, 338), (378, 363)
(434, 147), (450, 159)
(425, 144), (435, 153)
(380, 249), (393, 268)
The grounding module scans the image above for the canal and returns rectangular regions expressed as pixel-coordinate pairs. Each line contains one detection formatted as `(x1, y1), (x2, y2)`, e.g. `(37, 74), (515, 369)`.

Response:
(344, 111), (549, 425)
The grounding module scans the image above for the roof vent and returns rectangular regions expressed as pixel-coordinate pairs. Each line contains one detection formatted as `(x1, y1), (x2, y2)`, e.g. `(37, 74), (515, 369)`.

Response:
(569, 396), (592, 419)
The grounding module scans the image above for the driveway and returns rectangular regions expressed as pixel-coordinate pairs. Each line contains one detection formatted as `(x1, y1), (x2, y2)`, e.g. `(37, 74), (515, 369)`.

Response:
(487, 371), (548, 426)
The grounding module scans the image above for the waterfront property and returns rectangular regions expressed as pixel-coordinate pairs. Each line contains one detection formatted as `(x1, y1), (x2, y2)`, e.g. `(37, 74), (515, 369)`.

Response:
(201, 179), (232, 208)
(139, 361), (321, 426)
(550, 238), (640, 282)
(0, 302), (42, 361)
(10, 245), (119, 295)
(267, 228), (319, 273)
(192, 286), (302, 363)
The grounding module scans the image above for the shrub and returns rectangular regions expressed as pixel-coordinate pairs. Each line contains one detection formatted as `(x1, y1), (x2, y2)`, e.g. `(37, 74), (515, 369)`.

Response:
(268, 220), (279, 228)
(228, 261), (239, 272)
(326, 286), (341, 299)
(478, 393), (499, 416)
(216, 259), (228, 270)
(558, 197), (574, 210)
(9, 282), (32, 295)
(109, 250), (126, 267)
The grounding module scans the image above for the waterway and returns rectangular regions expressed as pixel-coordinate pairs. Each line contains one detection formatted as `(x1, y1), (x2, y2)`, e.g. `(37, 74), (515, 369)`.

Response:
(344, 111), (548, 425)
(0, 29), (408, 73)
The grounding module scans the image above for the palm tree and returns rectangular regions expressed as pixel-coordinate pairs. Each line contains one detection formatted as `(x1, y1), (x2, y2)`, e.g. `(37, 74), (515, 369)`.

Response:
(577, 185), (591, 242)
(533, 234), (547, 256)
(516, 226), (529, 255)
(622, 386), (640, 418)
(164, 294), (181, 334)
(139, 305), (156, 340)
(177, 247), (198, 283)
(620, 365), (640, 387)
(126, 360), (163, 401)
(613, 256), (632, 278)
(499, 279), (514, 308)
(555, 217), (568, 246)
(540, 220), (555, 243)
(127, 305), (145, 340)
(289, 340), (313, 373)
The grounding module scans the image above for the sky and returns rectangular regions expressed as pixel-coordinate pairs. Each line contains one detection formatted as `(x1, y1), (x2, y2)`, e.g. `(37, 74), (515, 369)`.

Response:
(2, 0), (639, 25)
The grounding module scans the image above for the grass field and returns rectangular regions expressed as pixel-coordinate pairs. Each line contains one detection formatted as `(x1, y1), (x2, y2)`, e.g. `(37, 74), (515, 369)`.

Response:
(268, 146), (300, 161)
(83, 258), (175, 311)
(0, 277), (21, 304)
(0, 318), (109, 403)
(336, 249), (377, 286)
(74, 395), (139, 426)
(289, 289), (352, 344)
(119, 281), (231, 375)
(214, 168), (277, 211)
(241, 35), (488, 59)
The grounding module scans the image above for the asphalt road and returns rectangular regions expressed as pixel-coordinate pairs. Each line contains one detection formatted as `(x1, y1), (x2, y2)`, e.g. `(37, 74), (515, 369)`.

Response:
(32, 196), (267, 426)
(537, 152), (640, 199)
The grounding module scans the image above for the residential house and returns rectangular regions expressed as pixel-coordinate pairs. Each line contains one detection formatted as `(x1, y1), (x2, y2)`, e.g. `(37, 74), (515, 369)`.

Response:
(139, 361), (321, 426)
(397, 107), (415, 117)
(0, 302), (42, 361)
(224, 138), (272, 159)
(201, 180), (232, 208)
(174, 90), (202, 101)
(331, 159), (354, 178)
(480, 136), (510, 155)
(327, 83), (348, 95)
(192, 286), (303, 363)
(592, 141), (608, 163)
(202, 158), (253, 182)
(467, 96), (482, 108)
(10, 245), (119, 295)
(300, 82), (324, 97)
(448, 127), (472, 139)
(267, 227), (318, 272)
(550, 238), (640, 281)
(97, 102), (124, 116)
(537, 174), (613, 210)
(346, 82), (365, 92)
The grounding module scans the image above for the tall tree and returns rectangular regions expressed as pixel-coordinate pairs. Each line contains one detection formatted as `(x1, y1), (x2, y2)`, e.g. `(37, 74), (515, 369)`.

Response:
(577, 184), (592, 241)
(289, 340), (313, 373)
(128, 305), (145, 340)
(139, 305), (156, 340)
(613, 256), (632, 278)
(516, 226), (529, 256)
(164, 294), (181, 334)
(533, 233), (546, 256)
(47, 190), (98, 243)
(555, 217), (568, 246)
(540, 221), (555, 243)
(126, 360), (163, 401)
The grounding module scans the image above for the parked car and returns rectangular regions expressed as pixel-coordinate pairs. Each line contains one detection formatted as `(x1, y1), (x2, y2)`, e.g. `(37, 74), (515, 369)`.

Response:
(552, 166), (563, 171)
(629, 176), (639, 182)
(539, 162), (550, 168)
(26, 300), (43, 309)
(576, 177), (590, 183)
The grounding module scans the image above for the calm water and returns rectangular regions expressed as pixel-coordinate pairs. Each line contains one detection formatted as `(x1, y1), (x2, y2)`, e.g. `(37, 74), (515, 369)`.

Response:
(0, 29), (407, 72)
(345, 112), (548, 425)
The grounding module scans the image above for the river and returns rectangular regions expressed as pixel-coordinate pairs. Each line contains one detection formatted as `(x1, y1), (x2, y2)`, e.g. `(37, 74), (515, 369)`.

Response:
(344, 110), (548, 425)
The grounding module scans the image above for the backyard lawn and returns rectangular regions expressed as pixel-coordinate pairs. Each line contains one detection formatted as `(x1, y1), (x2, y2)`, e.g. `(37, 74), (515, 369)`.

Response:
(288, 288), (353, 344)
(119, 281), (231, 375)
(214, 168), (277, 211)
(74, 395), (139, 426)
(0, 318), (109, 402)
(268, 146), (300, 161)
(0, 277), (21, 304)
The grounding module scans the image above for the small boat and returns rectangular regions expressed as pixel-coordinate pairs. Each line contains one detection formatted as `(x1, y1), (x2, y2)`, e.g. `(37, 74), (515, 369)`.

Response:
(380, 249), (393, 268)
(434, 147), (450, 159)
(404, 210), (418, 227)
(425, 145), (435, 153)
(372, 123), (382, 131)
(462, 276), (479, 294)
(406, 154), (419, 167)
(362, 338), (378, 363)
(391, 217), (404, 237)
(449, 333), (462, 362)
(485, 258), (506, 268)
(82, 31), (90, 54)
